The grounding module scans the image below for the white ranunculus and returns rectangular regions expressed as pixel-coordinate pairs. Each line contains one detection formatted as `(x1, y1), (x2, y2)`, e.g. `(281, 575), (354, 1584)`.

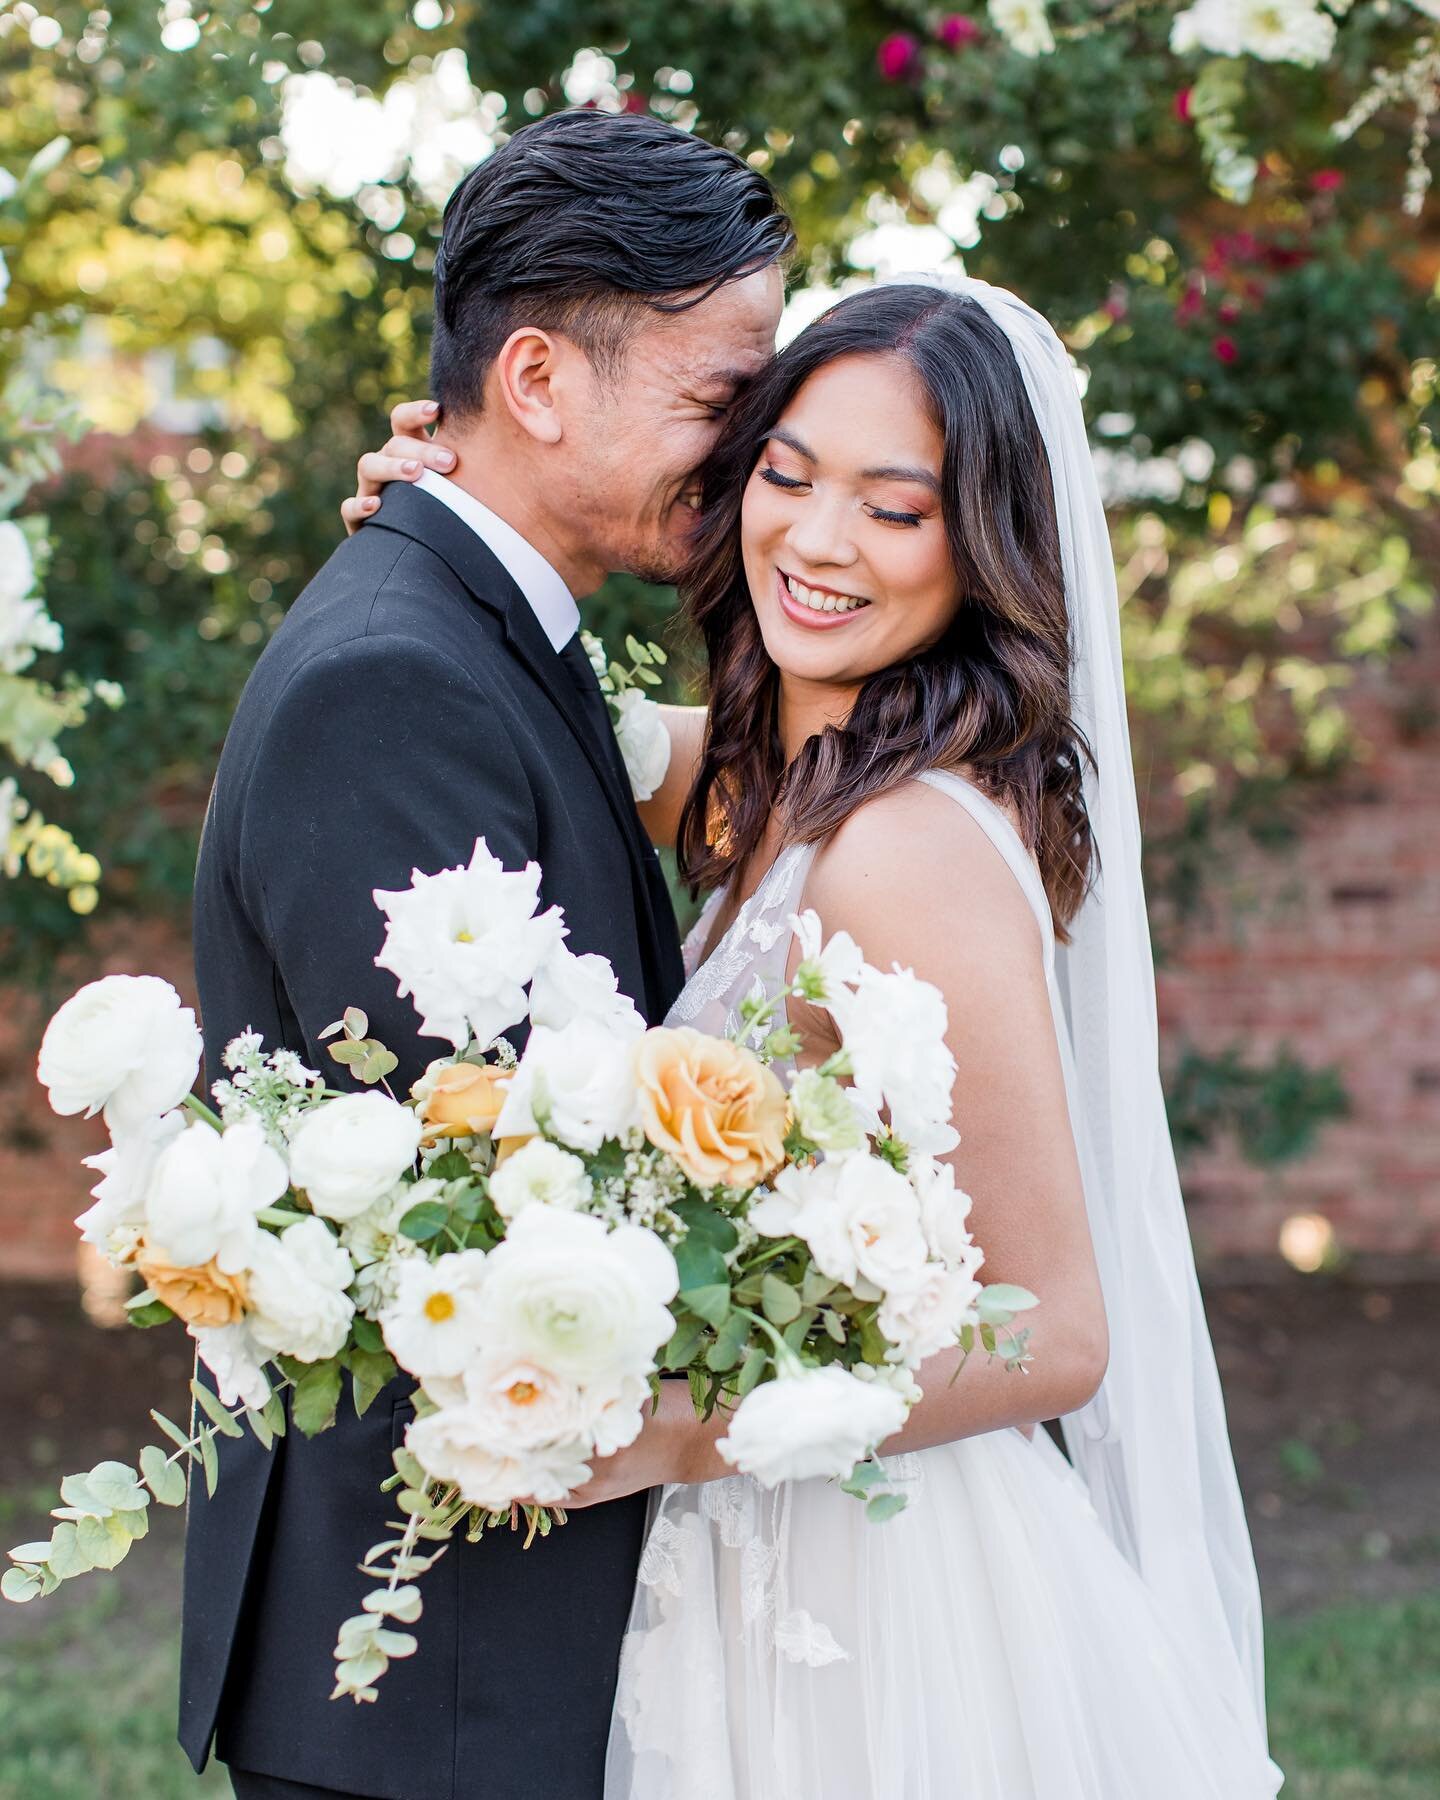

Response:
(527, 942), (643, 1034)
(373, 837), (566, 1050)
(476, 1206), (677, 1387)
(1234, 0), (1335, 62)
(1169, 0), (1240, 52)
(246, 1215), (355, 1363)
(764, 1156), (929, 1297)
(461, 1351), (592, 1453)
(287, 1091), (421, 1222)
(909, 1155), (985, 1275)
(879, 1263), (982, 1368)
(611, 688), (671, 803)
(406, 1405), (593, 1510)
(487, 1138), (592, 1220)
(192, 1320), (272, 1410)
(143, 1118), (287, 1272)
(0, 520), (36, 609)
(988, 0), (1055, 56)
(717, 1365), (910, 1486)
(37, 974), (203, 1130)
(494, 1017), (642, 1153)
(379, 1248), (489, 1381)
(828, 964), (958, 1156)
(76, 1109), (186, 1262)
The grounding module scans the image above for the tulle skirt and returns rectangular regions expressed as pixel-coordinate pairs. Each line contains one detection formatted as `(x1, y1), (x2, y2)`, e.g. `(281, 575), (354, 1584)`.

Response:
(605, 1426), (1284, 1800)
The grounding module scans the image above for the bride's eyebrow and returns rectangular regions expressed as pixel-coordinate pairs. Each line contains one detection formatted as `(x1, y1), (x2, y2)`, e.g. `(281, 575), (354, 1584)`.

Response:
(860, 461), (941, 495)
(761, 427), (815, 459)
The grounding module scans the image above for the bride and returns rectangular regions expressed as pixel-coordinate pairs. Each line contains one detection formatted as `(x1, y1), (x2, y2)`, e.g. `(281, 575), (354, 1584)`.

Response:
(346, 276), (1283, 1797)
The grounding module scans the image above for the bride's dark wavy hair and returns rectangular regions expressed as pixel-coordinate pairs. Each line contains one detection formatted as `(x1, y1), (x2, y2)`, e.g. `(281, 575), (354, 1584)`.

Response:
(676, 283), (1096, 939)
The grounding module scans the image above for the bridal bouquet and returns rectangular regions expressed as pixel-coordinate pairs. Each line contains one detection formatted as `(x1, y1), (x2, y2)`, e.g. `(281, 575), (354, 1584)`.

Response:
(5, 836), (1034, 1703)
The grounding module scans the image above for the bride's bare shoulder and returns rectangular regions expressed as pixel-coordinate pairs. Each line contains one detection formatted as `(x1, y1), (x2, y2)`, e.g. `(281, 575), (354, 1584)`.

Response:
(804, 775), (1043, 979)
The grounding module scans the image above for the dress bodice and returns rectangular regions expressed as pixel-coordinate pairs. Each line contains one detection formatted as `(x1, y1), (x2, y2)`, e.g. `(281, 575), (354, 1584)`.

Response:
(665, 769), (1055, 1040)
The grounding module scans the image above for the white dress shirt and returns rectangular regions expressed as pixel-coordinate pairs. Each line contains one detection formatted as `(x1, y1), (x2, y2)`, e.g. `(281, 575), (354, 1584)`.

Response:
(415, 468), (580, 652)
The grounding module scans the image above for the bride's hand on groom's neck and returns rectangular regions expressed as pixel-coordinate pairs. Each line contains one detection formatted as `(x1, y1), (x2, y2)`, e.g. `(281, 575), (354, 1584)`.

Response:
(341, 398), (456, 534)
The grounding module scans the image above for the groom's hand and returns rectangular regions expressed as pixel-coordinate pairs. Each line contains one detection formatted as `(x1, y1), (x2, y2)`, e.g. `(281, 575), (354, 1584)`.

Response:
(341, 398), (459, 533)
(557, 1381), (732, 1509)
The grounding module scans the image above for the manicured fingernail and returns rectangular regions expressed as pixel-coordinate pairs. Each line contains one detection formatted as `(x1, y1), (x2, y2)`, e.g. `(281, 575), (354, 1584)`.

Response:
(436, 450), (455, 468)
(423, 401), (439, 415)
(364, 496), (379, 509)
(402, 459), (420, 474)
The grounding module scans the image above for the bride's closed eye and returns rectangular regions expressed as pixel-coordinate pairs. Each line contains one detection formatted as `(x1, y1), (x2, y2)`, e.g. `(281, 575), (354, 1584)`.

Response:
(759, 464), (923, 528)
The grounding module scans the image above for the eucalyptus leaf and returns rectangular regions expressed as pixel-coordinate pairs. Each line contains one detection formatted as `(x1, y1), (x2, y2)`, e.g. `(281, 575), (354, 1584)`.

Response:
(151, 1409), (192, 1452)
(46, 1522), (89, 1580)
(199, 1430), (219, 1498)
(735, 1345), (767, 1397)
(761, 1274), (801, 1327)
(139, 1445), (187, 1508)
(125, 1297), (175, 1329)
(678, 1282), (731, 1329)
(977, 1282), (1040, 1320)
(674, 1235), (729, 1292)
(705, 1309), (750, 1374)
(864, 1491), (909, 1524)
(6, 1541), (53, 1567)
(191, 1379), (244, 1439)
(373, 1627), (419, 1658)
(398, 1199), (449, 1242)
(1, 1567), (42, 1603)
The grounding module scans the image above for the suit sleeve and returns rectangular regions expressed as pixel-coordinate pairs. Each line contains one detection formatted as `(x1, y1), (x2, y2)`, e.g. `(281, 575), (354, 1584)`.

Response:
(239, 632), (537, 1089)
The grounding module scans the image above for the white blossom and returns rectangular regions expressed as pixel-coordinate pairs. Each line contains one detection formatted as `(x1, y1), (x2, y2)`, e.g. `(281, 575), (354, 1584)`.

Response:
(373, 837), (566, 1050)
(192, 1320), (271, 1410)
(753, 1156), (930, 1297)
(246, 1215), (355, 1363)
(828, 963), (958, 1156)
(75, 1110), (185, 1263)
(287, 1091), (421, 1222)
(879, 1263), (983, 1368)
(718, 1365), (910, 1486)
(143, 1118), (287, 1272)
(37, 974), (203, 1130)
(988, 0), (1055, 57)
(379, 1249), (489, 1382)
(487, 1139), (592, 1220)
(405, 1405), (592, 1511)
(495, 1016), (643, 1153)
(527, 942), (643, 1035)
(610, 687), (671, 802)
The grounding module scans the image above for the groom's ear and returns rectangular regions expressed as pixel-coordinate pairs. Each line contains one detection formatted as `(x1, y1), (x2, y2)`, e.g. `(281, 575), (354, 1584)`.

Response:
(490, 326), (568, 446)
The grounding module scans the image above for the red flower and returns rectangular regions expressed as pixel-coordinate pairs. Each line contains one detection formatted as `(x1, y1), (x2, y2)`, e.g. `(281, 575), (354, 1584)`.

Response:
(623, 92), (649, 114)
(876, 31), (923, 81)
(936, 14), (981, 47)
(1173, 87), (1193, 124)
(1176, 283), (1206, 325)
(1213, 336), (1238, 365)
(1218, 299), (1241, 324)
(1310, 168), (1344, 192)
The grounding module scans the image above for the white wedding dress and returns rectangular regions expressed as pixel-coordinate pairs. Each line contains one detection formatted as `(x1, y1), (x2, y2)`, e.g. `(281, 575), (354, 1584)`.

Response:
(604, 768), (1283, 1800)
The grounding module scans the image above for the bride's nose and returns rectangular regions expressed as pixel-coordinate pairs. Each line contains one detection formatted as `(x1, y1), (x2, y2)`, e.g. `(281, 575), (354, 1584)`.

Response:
(784, 497), (859, 572)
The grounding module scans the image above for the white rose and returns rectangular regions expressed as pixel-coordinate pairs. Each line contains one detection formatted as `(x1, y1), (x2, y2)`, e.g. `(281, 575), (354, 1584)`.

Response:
(0, 520), (35, 608)
(246, 1215), (355, 1363)
(461, 1351), (591, 1454)
(717, 1365), (910, 1486)
(487, 1138), (591, 1220)
(192, 1319), (271, 1410)
(828, 964), (958, 1156)
(527, 942), (643, 1035)
(287, 1091), (422, 1222)
(406, 1405), (592, 1511)
(75, 1109), (185, 1262)
(373, 837), (566, 1050)
(767, 1155), (929, 1296)
(910, 1156), (984, 1275)
(37, 974), (203, 1130)
(143, 1118), (287, 1271)
(476, 1206), (677, 1386)
(878, 1263), (982, 1368)
(495, 1017), (642, 1153)
(379, 1248), (489, 1382)
(611, 688), (671, 803)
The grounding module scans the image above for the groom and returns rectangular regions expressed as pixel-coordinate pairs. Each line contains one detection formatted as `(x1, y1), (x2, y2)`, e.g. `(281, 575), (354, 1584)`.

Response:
(187, 110), (789, 1800)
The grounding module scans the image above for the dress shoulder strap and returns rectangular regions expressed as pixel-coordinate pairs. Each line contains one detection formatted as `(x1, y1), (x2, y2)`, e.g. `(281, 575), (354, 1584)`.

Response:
(915, 769), (1055, 969)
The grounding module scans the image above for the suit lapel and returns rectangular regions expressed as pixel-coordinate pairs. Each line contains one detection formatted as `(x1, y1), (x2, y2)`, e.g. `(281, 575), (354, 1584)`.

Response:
(367, 486), (683, 1017)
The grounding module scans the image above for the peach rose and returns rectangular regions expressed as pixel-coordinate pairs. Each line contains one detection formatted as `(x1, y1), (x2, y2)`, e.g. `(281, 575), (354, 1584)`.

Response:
(134, 1239), (250, 1328)
(419, 1062), (511, 1144)
(634, 1027), (788, 1190)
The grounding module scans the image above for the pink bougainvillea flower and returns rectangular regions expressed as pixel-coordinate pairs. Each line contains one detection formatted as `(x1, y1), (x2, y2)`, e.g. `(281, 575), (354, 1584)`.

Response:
(876, 31), (923, 81)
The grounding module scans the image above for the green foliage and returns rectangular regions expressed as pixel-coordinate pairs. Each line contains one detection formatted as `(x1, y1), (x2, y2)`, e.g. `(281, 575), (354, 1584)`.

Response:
(1166, 1042), (1350, 1164)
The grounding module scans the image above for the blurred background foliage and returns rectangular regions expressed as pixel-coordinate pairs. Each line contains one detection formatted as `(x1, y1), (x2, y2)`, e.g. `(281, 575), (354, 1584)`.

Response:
(0, 0), (1436, 990)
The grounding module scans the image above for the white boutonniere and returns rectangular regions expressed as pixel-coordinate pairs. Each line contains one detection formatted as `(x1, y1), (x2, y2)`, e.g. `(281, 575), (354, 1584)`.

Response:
(580, 629), (672, 803)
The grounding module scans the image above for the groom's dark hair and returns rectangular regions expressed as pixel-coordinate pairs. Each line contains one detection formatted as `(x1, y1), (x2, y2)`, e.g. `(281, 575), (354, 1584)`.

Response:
(430, 109), (794, 420)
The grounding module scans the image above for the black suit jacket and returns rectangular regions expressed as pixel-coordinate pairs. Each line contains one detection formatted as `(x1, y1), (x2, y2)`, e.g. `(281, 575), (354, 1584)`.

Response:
(184, 483), (684, 1798)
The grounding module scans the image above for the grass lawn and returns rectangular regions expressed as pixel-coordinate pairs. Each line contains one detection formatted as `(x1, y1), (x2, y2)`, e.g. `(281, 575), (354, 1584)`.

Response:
(1, 1581), (1435, 1799)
